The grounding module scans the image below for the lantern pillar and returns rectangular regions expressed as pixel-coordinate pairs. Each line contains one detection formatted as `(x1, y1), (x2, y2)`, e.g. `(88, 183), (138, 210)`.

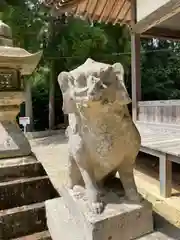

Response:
(0, 20), (42, 159)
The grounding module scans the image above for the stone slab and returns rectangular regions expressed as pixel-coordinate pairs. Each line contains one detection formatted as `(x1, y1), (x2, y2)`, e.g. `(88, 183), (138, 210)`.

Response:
(12, 230), (51, 240)
(0, 121), (31, 159)
(138, 232), (175, 239)
(46, 191), (153, 240)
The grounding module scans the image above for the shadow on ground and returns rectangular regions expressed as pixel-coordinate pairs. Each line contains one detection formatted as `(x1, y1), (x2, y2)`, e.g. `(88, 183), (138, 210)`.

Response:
(153, 212), (180, 239)
(30, 134), (68, 147)
(136, 152), (180, 192)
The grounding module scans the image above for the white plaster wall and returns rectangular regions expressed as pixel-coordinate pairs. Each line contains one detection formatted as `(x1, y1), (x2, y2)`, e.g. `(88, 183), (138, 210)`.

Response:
(136, 0), (170, 21)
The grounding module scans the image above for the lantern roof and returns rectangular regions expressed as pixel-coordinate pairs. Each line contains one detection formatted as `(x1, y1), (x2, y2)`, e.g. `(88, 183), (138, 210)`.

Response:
(0, 20), (42, 75)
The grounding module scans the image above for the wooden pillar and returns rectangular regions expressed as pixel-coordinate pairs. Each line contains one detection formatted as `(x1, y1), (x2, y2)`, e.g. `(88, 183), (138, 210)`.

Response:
(131, 0), (141, 122)
(159, 154), (172, 198)
(131, 33), (141, 122)
(25, 79), (33, 132)
(49, 60), (55, 130)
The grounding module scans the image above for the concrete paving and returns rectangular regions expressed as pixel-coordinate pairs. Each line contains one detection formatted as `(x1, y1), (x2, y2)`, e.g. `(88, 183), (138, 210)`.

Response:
(30, 133), (180, 240)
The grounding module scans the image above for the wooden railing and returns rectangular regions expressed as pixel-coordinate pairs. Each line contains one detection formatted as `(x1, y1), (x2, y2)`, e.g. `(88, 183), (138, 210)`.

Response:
(137, 100), (180, 124)
(136, 100), (180, 198)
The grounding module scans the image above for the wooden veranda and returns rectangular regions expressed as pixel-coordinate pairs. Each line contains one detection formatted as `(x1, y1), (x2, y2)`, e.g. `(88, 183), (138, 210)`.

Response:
(44, 0), (180, 199)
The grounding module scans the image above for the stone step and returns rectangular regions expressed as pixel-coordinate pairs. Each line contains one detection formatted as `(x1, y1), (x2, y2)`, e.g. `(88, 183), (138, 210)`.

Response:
(0, 176), (58, 210)
(0, 155), (46, 181)
(138, 231), (175, 239)
(137, 214), (179, 239)
(12, 230), (51, 240)
(0, 202), (47, 239)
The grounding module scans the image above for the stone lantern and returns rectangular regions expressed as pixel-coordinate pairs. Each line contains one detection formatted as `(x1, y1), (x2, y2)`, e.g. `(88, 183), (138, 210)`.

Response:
(0, 20), (42, 159)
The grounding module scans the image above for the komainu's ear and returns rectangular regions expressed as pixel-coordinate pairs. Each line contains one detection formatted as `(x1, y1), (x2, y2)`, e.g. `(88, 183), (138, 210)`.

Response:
(58, 71), (74, 94)
(112, 62), (124, 82)
(111, 63), (131, 105)
(58, 71), (70, 93)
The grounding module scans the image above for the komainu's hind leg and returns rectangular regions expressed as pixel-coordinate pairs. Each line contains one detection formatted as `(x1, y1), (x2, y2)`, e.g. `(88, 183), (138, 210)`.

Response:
(118, 159), (141, 202)
(78, 162), (104, 214)
(74, 145), (104, 214)
(67, 154), (83, 189)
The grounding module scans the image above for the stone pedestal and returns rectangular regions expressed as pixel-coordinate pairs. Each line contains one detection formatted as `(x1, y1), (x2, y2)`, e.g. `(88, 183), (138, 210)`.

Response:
(0, 92), (31, 159)
(46, 188), (153, 240)
(0, 121), (31, 159)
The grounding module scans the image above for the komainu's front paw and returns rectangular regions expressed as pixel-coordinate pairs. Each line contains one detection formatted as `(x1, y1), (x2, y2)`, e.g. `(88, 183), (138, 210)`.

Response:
(86, 187), (104, 214)
(90, 201), (104, 214)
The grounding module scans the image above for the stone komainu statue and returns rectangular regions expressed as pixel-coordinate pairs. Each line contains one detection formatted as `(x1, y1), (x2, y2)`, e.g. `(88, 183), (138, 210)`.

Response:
(58, 58), (141, 213)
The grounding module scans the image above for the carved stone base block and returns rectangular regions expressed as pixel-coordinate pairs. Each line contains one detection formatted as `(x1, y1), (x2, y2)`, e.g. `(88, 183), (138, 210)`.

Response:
(46, 190), (153, 240)
(0, 121), (31, 159)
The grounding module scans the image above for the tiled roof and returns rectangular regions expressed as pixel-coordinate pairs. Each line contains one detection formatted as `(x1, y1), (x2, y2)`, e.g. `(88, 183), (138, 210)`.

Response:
(43, 0), (131, 25)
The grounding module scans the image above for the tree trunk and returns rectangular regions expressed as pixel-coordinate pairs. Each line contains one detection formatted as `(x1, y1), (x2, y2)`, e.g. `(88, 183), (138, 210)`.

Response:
(25, 79), (33, 132)
(49, 61), (55, 130)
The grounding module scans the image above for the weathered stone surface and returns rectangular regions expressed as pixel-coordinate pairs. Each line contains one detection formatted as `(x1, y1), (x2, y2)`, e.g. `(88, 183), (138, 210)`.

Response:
(0, 92), (24, 121)
(58, 58), (142, 214)
(0, 176), (58, 209)
(46, 190), (153, 240)
(0, 121), (31, 159)
(0, 202), (47, 239)
(138, 232), (175, 239)
(30, 134), (179, 240)
(0, 155), (46, 181)
(0, 151), (58, 239)
(12, 230), (51, 240)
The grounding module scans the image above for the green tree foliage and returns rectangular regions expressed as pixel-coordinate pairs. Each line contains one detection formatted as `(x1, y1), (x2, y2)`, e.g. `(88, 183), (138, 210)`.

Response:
(4, 0), (180, 130)
(1, 0), (130, 130)
(141, 39), (180, 100)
